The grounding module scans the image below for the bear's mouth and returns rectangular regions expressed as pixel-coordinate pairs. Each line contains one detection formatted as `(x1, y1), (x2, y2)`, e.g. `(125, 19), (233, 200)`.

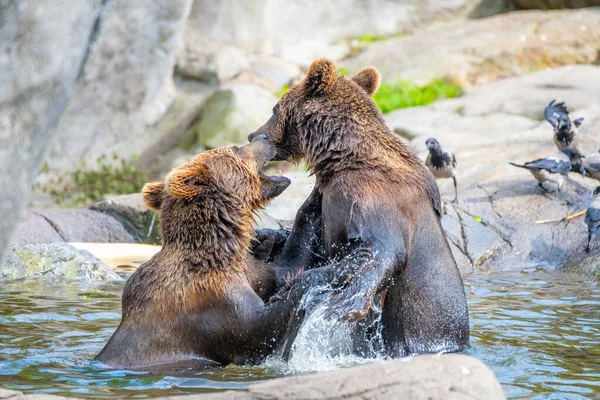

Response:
(258, 170), (291, 200)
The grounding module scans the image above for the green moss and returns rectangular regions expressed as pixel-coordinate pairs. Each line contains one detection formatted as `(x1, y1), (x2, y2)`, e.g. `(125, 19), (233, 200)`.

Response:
(356, 32), (405, 44)
(276, 85), (289, 98)
(338, 67), (349, 76)
(373, 79), (462, 114)
(44, 154), (148, 207)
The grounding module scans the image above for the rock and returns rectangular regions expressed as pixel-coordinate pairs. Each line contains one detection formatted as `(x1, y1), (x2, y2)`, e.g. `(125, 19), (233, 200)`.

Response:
(1, 243), (122, 283)
(10, 212), (65, 246)
(512, 0), (600, 9)
(139, 78), (215, 169)
(384, 66), (600, 191)
(33, 209), (134, 243)
(44, 0), (193, 173)
(342, 8), (600, 86)
(203, 354), (505, 399)
(442, 176), (597, 272)
(91, 194), (160, 244)
(0, 0), (107, 264)
(188, 84), (279, 149)
(183, 1), (509, 68)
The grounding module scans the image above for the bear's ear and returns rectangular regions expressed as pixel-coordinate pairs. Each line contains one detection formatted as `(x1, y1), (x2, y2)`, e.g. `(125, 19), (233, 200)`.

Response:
(166, 168), (209, 199)
(305, 58), (337, 96)
(351, 66), (381, 97)
(142, 182), (165, 211)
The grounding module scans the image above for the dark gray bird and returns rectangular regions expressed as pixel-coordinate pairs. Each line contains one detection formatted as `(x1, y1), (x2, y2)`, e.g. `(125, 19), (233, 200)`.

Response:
(425, 137), (458, 203)
(572, 151), (600, 180)
(585, 195), (600, 251)
(509, 147), (584, 192)
(544, 99), (584, 151)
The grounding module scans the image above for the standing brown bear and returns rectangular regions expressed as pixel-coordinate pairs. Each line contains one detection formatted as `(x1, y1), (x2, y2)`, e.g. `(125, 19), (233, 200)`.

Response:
(249, 59), (469, 357)
(96, 136), (368, 368)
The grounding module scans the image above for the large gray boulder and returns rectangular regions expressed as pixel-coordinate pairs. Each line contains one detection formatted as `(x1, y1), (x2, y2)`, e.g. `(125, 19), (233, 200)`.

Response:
(0, 0), (108, 264)
(342, 8), (600, 86)
(1, 243), (122, 283)
(179, 0), (511, 85)
(43, 0), (194, 173)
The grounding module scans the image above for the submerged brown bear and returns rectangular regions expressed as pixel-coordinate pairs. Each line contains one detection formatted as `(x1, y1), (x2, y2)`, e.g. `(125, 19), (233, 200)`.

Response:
(96, 136), (367, 368)
(249, 59), (470, 356)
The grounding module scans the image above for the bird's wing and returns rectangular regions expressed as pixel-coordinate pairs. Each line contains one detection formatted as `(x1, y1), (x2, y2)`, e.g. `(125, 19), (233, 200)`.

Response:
(544, 100), (569, 128)
(523, 158), (570, 174)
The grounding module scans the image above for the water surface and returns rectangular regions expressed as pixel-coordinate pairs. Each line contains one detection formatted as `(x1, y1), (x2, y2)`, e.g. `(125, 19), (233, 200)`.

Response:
(0, 267), (598, 399)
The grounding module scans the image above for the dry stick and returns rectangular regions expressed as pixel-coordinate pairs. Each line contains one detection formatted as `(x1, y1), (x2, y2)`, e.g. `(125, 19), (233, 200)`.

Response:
(535, 209), (587, 225)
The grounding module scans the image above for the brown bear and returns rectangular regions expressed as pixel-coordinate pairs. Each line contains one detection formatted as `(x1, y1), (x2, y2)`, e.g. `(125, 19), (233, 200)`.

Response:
(248, 59), (469, 357)
(95, 135), (369, 368)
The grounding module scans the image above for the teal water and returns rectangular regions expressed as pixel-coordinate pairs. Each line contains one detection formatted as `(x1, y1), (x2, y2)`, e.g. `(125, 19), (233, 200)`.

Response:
(0, 268), (598, 399)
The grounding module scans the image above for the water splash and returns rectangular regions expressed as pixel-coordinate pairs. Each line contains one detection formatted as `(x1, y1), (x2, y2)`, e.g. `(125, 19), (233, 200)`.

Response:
(267, 285), (385, 375)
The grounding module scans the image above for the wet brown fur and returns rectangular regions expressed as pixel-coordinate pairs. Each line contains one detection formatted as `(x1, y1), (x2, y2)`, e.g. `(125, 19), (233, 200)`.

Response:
(251, 58), (468, 356)
(96, 144), (310, 368)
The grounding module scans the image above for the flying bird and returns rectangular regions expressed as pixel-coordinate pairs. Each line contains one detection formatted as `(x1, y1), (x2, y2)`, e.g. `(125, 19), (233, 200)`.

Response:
(544, 99), (584, 151)
(425, 137), (458, 203)
(585, 195), (600, 251)
(509, 147), (584, 192)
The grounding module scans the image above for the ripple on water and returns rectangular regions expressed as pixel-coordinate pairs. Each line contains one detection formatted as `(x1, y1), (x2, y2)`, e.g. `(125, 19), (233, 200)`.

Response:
(0, 268), (599, 398)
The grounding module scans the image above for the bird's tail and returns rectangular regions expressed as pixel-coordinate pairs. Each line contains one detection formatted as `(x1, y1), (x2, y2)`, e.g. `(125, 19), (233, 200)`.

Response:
(509, 162), (531, 170)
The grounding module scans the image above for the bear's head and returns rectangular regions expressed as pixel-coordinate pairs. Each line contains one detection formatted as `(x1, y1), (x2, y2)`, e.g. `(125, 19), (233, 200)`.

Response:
(143, 135), (290, 245)
(248, 58), (382, 163)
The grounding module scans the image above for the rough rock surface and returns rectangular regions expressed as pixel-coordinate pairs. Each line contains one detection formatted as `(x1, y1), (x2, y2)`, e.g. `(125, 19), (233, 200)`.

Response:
(188, 83), (279, 149)
(32, 210), (134, 243)
(442, 177), (596, 275)
(0, 243), (122, 283)
(10, 212), (65, 246)
(180, 0), (503, 79)
(342, 8), (600, 86)
(0, 0), (107, 264)
(0, 355), (505, 400)
(386, 65), (600, 190)
(44, 0), (193, 172)
(513, 0), (600, 8)
(91, 194), (159, 243)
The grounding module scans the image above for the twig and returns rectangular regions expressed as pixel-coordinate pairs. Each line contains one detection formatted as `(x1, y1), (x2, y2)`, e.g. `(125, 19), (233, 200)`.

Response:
(535, 210), (587, 225)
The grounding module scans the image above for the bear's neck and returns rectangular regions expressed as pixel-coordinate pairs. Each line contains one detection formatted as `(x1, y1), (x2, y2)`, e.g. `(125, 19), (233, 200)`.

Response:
(160, 195), (252, 275)
(300, 117), (421, 186)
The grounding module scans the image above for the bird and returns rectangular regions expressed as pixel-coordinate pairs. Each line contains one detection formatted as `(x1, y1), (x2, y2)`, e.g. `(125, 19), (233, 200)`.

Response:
(544, 99), (584, 151)
(569, 150), (600, 194)
(585, 194), (600, 251)
(509, 147), (584, 192)
(425, 137), (458, 203)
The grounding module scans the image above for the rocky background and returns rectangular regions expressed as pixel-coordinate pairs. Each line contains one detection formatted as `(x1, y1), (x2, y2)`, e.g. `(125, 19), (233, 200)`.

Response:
(2, 0), (600, 276)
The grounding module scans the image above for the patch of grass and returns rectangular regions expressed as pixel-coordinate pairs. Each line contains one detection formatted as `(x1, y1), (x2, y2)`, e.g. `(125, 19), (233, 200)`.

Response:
(43, 153), (148, 207)
(276, 85), (289, 98)
(356, 33), (404, 45)
(373, 79), (462, 114)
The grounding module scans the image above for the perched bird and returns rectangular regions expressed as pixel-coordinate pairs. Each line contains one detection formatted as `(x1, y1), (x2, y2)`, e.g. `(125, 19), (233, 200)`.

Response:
(425, 137), (458, 203)
(544, 99), (584, 151)
(585, 195), (600, 251)
(509, 147), (584, 192)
